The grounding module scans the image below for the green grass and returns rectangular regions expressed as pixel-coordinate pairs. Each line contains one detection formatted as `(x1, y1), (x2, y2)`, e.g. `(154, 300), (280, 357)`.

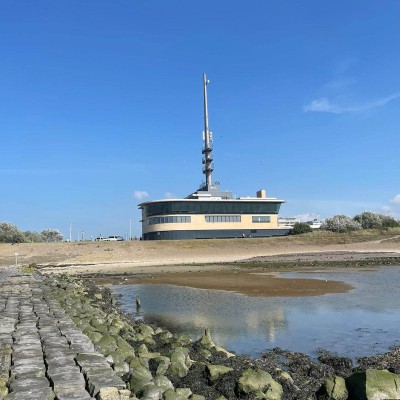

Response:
(19, 266), (35, 274)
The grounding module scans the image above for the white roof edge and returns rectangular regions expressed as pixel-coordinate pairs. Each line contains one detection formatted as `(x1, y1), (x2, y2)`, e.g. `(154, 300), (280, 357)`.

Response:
(138, 198), (286, 206)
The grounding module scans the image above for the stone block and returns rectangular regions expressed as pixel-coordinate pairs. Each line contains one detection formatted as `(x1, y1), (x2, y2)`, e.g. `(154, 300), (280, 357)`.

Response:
(4, 386), (54, 399)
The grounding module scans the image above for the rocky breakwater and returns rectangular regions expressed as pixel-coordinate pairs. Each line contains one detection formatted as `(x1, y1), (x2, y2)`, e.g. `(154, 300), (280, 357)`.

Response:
(1, 268), (400, 399)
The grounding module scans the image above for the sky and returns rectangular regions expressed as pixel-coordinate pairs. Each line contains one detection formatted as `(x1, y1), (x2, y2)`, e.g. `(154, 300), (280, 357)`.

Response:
(1, 0), (400, 239)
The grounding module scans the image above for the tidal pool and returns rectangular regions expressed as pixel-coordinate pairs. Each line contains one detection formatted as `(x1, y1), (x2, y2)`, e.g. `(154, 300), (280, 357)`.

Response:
(109, 266), (400, 359)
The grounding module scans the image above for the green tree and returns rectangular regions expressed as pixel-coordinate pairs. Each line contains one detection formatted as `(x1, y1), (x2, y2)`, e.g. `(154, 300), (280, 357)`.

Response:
(380, 215), (400, 228)
(0, 222), (25, 243)
(23, 230), (45, 242)
(40, 229), (63, 242)
(291, 222), (313, 235)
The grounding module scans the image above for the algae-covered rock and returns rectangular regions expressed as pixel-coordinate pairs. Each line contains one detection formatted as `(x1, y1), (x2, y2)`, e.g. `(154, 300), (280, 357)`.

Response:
(318, 375), (348, 400)
(198, 328), (215, 349)
(0, 379), (8, 398)
(129, 356), (149, 370)
(107, 325), (121, 336)
(206, 364), (233, 382)
(95, 334), (118, 355)
(198, 349), (212, 360)
(163, 388), (188, 400)
(129, 364), (153, 393)
(215, 346), (235, 358)
(346, 369), (400, 399)
(137, 344), (149, 355)
(190, 395), (206, 400)
(275, 369), (294, 385)
(139, 384), (163, 400)
(139, 324), (155, 338)
(176, 388), (192, 398)
(85, 330), (103, 344)
(154, 356), (171, 375)
(167, 348), (192, 378)
(159, 331), (174, 344)
(238, 369), (283, 400)
(113, 360), (130, 376)
(153, 375), (174, 392)
(176, 334), (192, 346)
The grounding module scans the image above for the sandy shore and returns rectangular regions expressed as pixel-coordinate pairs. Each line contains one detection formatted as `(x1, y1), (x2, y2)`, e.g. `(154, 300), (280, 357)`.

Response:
(1, 231), (400, 297)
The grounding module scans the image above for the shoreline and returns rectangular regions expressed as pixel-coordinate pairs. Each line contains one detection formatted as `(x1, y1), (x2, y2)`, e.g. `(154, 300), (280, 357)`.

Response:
(36, 251), (400, 297)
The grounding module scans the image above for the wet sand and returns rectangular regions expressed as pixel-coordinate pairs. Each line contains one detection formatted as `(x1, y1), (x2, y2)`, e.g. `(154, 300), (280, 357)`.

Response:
(93, 269), (353, 297)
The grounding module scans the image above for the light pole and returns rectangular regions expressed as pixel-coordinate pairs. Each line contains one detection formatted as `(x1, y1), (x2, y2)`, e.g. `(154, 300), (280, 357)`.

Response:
(69, 221), (74, 242)
(129, 219), (132, 241)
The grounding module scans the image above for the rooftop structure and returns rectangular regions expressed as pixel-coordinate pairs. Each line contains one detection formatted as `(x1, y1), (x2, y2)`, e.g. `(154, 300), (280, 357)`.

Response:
(138, 74), (289, 240)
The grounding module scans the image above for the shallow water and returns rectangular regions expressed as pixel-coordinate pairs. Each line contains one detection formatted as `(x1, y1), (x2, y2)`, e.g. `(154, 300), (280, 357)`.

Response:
(110, 266), (400, 359)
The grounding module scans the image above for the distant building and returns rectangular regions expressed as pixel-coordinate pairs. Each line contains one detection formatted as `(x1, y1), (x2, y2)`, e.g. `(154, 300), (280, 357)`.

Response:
(278, 217), (323, 230)
(138, 74), (290, 240)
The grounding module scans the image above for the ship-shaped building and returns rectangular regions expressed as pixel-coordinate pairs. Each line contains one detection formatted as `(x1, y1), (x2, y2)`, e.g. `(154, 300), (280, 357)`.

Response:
(139, 74), (289, 240)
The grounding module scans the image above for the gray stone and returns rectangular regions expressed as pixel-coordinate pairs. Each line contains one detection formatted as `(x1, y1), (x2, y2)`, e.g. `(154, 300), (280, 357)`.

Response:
(9, 376), (50, 392)
(4, 386), (55, 399)
(53, 387), (94, 399)
(48, 365), (86, 391)
(86, 367), (126, 397)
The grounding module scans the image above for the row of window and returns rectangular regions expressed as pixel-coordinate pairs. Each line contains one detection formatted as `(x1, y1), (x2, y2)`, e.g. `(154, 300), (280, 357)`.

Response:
(141, 201), (281, 217)
(252, 216), (271, 223)
(144, 216), (191, 225)
(205, 215), (241, 223)
(144, 215), (271, 225)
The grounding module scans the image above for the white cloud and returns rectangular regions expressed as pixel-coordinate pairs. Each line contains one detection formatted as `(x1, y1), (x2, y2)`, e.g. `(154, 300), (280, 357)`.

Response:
(390, 194), (400, 205)
(324, 78), (356, 90)
(303, 93), (400, 114)
(133, 190), (149, 201)
(164, 192), (176, 199)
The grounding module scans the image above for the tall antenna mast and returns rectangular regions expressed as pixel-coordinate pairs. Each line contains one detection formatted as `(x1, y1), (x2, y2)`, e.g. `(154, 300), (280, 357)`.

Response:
(202, 72), (213, 189)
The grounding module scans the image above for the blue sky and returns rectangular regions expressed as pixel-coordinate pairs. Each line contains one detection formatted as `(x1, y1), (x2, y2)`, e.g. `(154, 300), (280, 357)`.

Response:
(1, 0), (400, 238)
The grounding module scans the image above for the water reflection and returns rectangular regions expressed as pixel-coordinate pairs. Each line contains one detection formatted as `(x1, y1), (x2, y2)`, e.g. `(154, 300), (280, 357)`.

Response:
(110, 266), (400, 359)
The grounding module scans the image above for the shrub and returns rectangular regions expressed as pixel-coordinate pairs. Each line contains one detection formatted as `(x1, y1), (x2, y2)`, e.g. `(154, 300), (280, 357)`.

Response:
(380, 215), (400, 228)
(321, 215), (362, 233)
(353, 211), (400, 229)
(353, 212), (383, 229)
(291, 222), (313, 235)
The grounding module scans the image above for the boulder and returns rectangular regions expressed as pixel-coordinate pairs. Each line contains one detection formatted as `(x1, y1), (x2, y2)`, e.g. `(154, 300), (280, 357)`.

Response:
(139, 384), (163, 400)
(206, 364), (233, 382)
(176, 388), (192, 398)
(153, 375), (174, 392)
(129, 364), (153, 393)
(163, 388), (188, 400)
(96, 335), (118, 355)
(154, 356), (171, 375)
(167, 348), (192, 378)
(238, 369), (283, 400)
(317, 375), (348, 400)
(346, 369), (400, 399)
